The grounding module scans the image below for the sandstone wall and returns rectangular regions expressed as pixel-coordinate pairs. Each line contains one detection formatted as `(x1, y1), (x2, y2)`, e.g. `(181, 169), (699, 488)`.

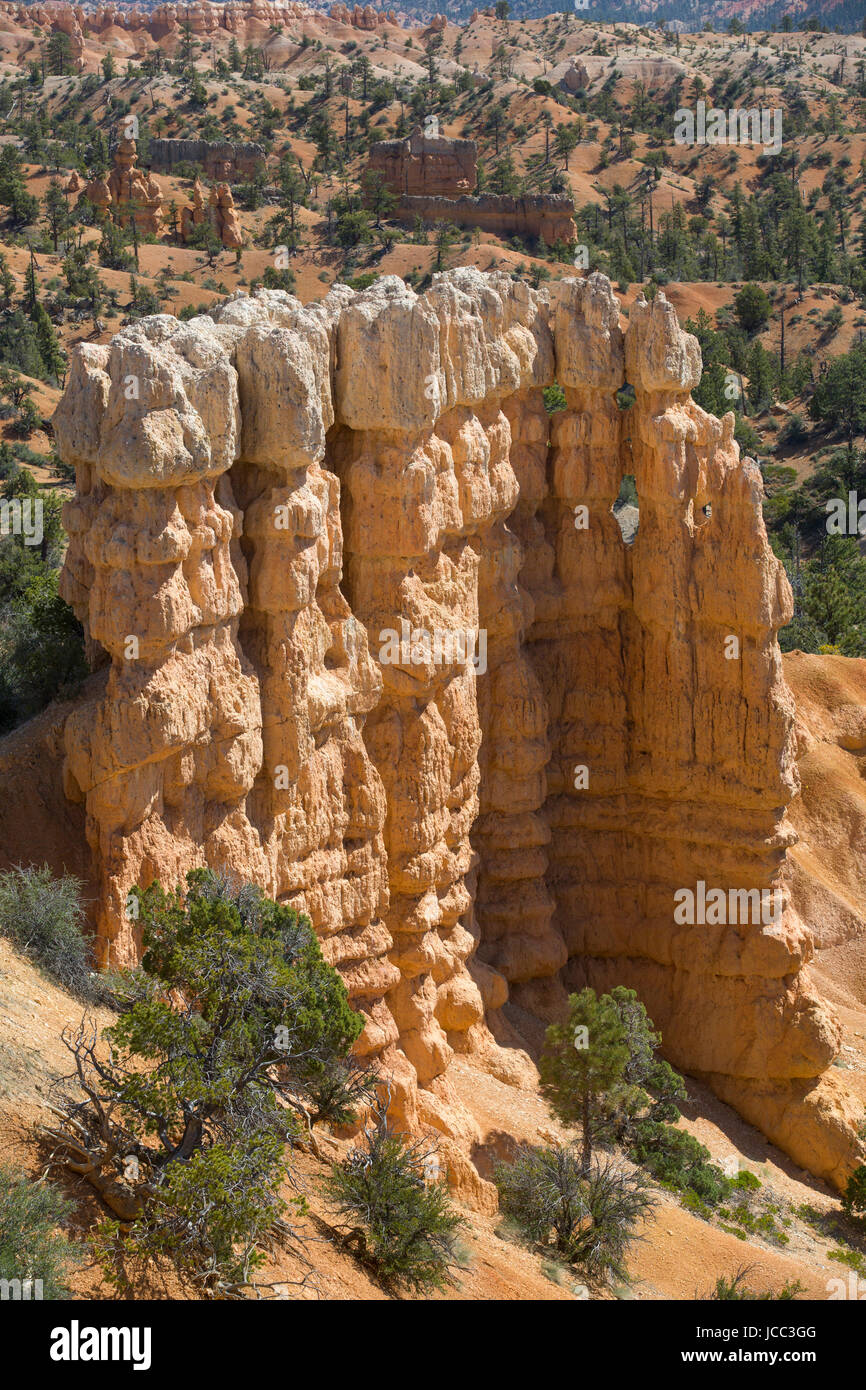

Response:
(48, 270), (863, 1187)
(387, 194), (578, 248)
(367, 131), (478, 199)
(148, 138), (266, 182)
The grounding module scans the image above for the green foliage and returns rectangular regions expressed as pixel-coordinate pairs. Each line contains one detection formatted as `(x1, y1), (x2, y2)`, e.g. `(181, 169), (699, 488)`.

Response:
(778, 413), (808, 446)
(98, 220), (134, 271)
(31, 304), (65, 384)
(539, 988), (629, 1170)
(605, 985), (688, 1136)
(734, 282), (772, 334)
(495, 1145), (655, 1284)
(808, 341), (866, 436)
(842, 1164), (866, 1217)
(0, 1166), (80, 1298)
(720, 1201), (790, 1246)
(627, 1120), (731, 1206)
(360, 169), (396, 228)
(0, 864), (92, 995)
(543, 382), (567, 413)
(323, 1098), (465, 1295)
(260, 265), (296, 294)
(0, 474), (88, 733)
(539, 985), (689, 1176)
(764, 447), (866, 656)
(0, 311), (54, 381)
(72, 871), (367, 1295)
(334, 205), (373, 249)
(0, 147), (39, 226)
(827, 1246), (866, 1276)
(177, 302), (212, 321)
(706, 1266), (803, 1300)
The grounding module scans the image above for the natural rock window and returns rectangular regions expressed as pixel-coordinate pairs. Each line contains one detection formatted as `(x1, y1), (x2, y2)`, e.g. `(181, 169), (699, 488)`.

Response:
(612, 473), (639, 544)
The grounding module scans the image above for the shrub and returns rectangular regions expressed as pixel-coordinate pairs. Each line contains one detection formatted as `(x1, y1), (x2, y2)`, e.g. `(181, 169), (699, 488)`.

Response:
(0, 864), (92, 995)
(323, 1098), (465, 1295)
(704, 1265), (803, 1300)
(842, 1164), (866, 1217)
(53, 870), (368, 1296)
(495, 1144), (655, 1284)
(779, 413), (808, 445)
(828, 1246), (866, 1277)
(543, 382), (567, 413)
(734, 283), (772, 334)
(0, 1166), (80, 1298)
(627, 1120), (730, 1205)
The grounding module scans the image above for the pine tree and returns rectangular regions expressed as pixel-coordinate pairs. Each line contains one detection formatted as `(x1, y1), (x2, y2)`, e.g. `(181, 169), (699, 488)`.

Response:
(32, 304), (65, 383)
(22, 251), (38, 316)
(0, 252), (15, 311)
(539, 988), (630, 1173)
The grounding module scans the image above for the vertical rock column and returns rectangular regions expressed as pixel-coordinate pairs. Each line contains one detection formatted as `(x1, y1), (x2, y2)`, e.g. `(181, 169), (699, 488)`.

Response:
(472, 382), (564, 1036)
(55, 317), (264, 964)
(208, 292), (400, 1073)
(596, 291), (840, 1083)
(520, 275), (631, 1007)
(331, 270), (553, 1125)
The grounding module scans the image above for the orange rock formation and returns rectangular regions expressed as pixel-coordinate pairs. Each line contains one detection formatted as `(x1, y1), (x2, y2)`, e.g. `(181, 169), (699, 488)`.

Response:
(365, 130), (578, 245)
(0, 2), (402, 54)
(180, 178), (243, 250)
(367, 129), (479, 199)
(81, 138), (163, 237)
(47, 270), (864, 1188)
(209, 182), (244, 250)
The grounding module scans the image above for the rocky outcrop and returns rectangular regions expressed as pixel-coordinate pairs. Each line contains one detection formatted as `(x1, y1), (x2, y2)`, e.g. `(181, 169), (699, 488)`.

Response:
(47, 270), (863, 1188)
(389, 193), (579, 248)
(179, 176), (208, 243)
(53, 292), (400, 1108)
(148, 139), (266, 183)
(81, 138), (163, 237)
(209, 183), (244, 250)
(329, 3), (397, 27)
(364, 133), (577, 243)
(0, 2), (403, 54)
(179, 178), (243, 250)
(367, 130), (478, 199)
(556, 54), (690, 99)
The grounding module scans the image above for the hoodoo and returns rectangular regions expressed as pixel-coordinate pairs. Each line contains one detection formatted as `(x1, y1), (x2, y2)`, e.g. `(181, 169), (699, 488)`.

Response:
(17, 268), (859, 1190)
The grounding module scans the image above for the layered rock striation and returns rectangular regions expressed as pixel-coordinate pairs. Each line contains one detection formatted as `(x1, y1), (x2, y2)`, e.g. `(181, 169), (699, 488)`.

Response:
(367, 130), (479, 199)
(365, 130), (578, 246)
(50, 270), (861, 1185)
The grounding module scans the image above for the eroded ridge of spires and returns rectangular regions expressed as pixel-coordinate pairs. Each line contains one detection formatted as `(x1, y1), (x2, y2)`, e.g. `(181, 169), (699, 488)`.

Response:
(52, 270), (862, 1190)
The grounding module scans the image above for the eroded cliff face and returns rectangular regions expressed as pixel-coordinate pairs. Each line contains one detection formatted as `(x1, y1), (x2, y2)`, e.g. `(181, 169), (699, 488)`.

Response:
(51, 270), (861, 1188)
